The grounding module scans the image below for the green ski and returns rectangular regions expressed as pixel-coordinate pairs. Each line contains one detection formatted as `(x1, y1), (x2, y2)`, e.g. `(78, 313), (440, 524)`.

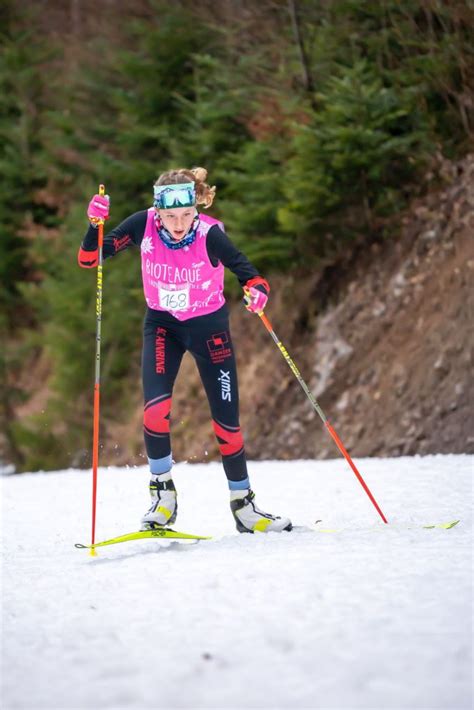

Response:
(75, 528), (211, 550)
(313, 520), (460, 533)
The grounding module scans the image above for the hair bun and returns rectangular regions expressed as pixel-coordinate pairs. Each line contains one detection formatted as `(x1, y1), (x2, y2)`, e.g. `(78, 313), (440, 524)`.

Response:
(191, 167), (208, 182)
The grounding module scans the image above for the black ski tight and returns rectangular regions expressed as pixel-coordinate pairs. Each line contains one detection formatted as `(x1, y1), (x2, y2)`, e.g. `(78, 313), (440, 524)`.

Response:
(142, 305), (249, 489)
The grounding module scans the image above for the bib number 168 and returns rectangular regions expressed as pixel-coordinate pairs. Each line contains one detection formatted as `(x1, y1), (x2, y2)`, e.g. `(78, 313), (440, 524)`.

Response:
(159, 286), (189, 311)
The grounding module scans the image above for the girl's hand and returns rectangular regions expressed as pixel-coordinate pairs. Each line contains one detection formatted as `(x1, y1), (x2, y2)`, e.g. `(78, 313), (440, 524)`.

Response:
(243, 286), (268, 314)
(87, 193), (110, 225)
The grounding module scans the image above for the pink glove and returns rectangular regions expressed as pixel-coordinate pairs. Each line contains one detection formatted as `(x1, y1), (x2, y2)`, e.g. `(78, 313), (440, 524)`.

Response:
(87, 194), (110, 224)
(244, 286), (268, 314)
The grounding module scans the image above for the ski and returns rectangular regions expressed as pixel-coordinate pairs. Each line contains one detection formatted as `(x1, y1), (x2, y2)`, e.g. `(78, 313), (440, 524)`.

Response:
(75, 528), (212, 550)
(74, 520), (460, 548)
(311, 520), (460, 533)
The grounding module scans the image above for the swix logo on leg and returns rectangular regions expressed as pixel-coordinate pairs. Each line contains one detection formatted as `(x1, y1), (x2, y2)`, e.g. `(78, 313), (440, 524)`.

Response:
(218, 370), (232, 401)
(155, 327), (166, 374)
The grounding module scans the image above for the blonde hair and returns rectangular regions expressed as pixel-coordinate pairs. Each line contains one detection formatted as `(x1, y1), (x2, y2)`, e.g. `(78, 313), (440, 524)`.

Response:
(155, 167), (216, 209)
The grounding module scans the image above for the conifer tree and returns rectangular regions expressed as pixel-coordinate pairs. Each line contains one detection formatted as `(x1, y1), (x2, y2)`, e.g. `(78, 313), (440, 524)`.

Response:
(0, 21), (50, 321)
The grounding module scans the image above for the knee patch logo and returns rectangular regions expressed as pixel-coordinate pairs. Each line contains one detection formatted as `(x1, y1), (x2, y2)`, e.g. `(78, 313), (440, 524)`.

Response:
(144, 395), (171, 436)
(212, 420), (244, 457)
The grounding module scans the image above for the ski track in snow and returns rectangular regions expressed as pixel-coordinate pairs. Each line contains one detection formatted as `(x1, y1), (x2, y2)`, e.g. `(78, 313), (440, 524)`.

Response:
(1, 455), (472, 710)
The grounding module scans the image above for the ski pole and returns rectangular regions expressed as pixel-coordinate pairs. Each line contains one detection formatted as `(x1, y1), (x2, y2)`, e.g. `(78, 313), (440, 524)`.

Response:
(250, 301), (388, 523)
(90, 184), (106, 555)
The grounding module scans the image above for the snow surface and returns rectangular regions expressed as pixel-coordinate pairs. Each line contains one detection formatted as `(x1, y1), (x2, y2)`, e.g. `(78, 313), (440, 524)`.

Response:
(1, 455), (472, 710)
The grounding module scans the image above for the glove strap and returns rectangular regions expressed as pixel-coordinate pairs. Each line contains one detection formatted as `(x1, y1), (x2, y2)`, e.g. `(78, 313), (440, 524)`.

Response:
(244, 276), (270, 294)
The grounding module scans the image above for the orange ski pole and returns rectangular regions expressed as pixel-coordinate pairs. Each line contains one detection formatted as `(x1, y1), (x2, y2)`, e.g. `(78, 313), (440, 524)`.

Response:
(90, 184), (106, 555)
(253, 304), (388, 524)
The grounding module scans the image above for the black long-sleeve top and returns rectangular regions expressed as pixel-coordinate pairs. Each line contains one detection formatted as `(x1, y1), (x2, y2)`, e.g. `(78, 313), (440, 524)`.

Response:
(78, 210), (267, 290)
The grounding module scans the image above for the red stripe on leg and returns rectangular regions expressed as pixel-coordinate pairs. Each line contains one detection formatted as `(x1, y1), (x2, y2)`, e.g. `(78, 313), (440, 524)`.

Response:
(144, 397), (172, 434)
(212, 421), (244, 456)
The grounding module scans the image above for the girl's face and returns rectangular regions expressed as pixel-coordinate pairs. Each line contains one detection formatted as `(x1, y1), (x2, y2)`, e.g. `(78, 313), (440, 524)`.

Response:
(157, 206), (196, 241)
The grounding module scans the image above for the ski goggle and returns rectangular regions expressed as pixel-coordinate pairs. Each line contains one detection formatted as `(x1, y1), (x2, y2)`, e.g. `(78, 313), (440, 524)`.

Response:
(153, 182), (196, 210)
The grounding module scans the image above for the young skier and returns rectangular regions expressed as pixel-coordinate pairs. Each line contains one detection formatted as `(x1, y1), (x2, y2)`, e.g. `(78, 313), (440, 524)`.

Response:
(78, 167), (292, 533)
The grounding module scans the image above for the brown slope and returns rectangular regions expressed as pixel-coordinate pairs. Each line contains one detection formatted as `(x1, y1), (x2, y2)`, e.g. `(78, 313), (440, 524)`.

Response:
(236, 155), (474, 460)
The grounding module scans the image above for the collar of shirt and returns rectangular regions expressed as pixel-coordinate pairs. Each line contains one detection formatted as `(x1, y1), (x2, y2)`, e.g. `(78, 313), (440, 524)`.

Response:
(154, 214), (199, 250)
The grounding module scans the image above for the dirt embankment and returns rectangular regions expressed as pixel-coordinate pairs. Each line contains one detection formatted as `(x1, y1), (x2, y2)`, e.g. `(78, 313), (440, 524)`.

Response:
(163, 155), (473, 465)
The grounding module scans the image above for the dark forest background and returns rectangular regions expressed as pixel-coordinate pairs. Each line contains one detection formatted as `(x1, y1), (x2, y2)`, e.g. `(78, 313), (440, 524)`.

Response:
(1, 0), (472, 471)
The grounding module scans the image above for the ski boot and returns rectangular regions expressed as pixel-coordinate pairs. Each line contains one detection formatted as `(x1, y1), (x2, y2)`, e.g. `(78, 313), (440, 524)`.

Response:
(230, 489), (292, 533)
(140, 472), (177, 531)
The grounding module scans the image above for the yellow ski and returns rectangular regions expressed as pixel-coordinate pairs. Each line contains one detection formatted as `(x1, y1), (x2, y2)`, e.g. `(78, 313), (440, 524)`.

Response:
(75, 528), (211, 550)
(313, 520), (460, 533)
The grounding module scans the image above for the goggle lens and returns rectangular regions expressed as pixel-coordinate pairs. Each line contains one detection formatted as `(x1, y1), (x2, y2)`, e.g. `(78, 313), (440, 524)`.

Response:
(153, 183), (196, 209)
